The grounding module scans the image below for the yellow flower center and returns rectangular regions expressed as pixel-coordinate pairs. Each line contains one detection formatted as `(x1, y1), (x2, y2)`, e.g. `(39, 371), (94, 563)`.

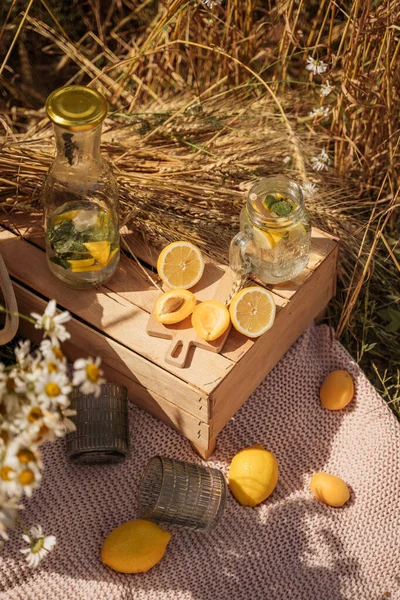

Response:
(48, 361), (58, 373)
(86, 364), (99, 383)
(32, 537), (45, 553)
(18, 469), (35, 485)
(17, 448), (35, 464)
(45, 382), (61, 397)
(53, 347), (64, 360)
(28, 407), (43, 422)
(0, 466), (14, 481)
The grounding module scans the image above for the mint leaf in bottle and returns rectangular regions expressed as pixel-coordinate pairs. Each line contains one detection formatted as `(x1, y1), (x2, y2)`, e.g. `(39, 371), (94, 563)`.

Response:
(271, 200), (292, 217)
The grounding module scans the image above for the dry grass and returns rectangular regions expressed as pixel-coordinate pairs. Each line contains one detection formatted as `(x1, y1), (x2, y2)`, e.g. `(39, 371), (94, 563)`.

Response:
(0, 0), (399, 412)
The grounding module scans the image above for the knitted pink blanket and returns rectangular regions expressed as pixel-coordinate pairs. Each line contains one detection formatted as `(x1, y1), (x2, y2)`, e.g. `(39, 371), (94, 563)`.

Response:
(1, 324), (399, 600)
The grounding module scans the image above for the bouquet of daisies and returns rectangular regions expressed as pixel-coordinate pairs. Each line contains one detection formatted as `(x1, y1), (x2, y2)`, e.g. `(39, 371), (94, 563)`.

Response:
(0, 300), (105, 567)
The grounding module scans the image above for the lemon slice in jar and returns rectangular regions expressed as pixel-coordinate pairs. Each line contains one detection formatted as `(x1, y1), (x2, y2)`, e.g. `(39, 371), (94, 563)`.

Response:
(252, 227), (275, 249)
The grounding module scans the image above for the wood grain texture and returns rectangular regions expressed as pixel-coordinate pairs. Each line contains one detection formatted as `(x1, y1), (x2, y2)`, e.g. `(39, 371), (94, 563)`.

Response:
(14, 282), (211, 421)
(0, 227), (234, 393)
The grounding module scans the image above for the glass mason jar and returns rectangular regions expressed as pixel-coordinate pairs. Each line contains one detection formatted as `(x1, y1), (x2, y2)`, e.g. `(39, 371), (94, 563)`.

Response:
(230, 177), (311, 284)
(42, 86), (119, 289)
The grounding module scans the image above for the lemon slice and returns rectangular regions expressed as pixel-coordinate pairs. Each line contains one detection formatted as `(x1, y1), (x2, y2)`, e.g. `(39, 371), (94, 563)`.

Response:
(268, 229), (288, 245)
(154, 289), (196, 325)
(70, 264), (103, 273)
(229, 286), (276, 338)
(68, 258), (95, 269)
(191, 301), (230, 341)
(252, 227), (275, 249)
(157, 241), (204, 289)
(53, 209), (79, 225)
(288, 224), (308, 244)
(84, 241), (111, 265)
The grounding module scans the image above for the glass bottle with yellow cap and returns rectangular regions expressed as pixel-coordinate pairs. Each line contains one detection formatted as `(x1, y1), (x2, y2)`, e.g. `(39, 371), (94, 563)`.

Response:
(42, 85), (119, 288)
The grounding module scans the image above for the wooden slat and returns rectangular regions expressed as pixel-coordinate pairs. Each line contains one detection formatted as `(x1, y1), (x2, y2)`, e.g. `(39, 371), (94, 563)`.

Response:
(0, 227), (234, 393)
(209, 243), (338, 434)
(14, 283), (211, 421)
(20, 322), (210, 447)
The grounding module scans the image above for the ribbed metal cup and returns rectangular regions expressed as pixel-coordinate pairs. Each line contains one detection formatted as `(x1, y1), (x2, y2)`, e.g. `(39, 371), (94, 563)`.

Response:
(139, 456), (227, 530)
(66, 383), (129, 465)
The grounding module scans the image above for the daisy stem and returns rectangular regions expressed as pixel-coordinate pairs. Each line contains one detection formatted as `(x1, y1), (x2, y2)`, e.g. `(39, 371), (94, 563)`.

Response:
(0, 305), (36, 325)
(16, 514), (32, 541)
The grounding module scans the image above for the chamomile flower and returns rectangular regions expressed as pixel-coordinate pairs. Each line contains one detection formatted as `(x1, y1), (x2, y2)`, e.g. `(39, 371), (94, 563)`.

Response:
(302, 182), (319, 199)
(311, 148), (331, 171)
(309, 106), (330, 119)
(306, 56), (328, 76)
(35, 369), (71, 410)
(73, 357), (105, 398)
(42, 408), (76, 439)
(13, 404), (45, 436)
(15, 462), (41, 498)
(0, 455), (22, 497)
(31, 300), (71, 347)
(320, 80), (334, 98)
(39, 340), (67, 367)
(14, 340), (32, 368)
(202, 0), (223, 8)
(21, 525), (56, 568)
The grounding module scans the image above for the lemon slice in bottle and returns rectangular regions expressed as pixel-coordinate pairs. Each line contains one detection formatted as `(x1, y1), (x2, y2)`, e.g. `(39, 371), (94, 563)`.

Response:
(229, 286), (276, 338)
(84, 241), (111, 265)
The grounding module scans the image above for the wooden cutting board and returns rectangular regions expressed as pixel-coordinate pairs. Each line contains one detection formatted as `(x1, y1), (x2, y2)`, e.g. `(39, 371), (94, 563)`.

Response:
(147, 263), (235, 368)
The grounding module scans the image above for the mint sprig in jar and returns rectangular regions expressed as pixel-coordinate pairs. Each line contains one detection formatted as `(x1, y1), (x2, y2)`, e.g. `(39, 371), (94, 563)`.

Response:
(230, 177), (312, 284)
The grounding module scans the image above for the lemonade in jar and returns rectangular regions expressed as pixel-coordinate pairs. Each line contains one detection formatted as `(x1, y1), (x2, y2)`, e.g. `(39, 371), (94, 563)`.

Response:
(230, 177), (311, 284)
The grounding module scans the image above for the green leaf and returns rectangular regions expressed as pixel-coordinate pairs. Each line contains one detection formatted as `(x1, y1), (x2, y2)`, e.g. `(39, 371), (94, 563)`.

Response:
(378, 307), (400, 333)
(49, 255), (70, 270)
(271, 200), (292, 217)
(262, 194), (277, 210)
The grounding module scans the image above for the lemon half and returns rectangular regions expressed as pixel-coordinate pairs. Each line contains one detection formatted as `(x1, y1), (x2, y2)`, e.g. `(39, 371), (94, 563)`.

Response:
(229, 286), (276, 338)
(157, 241), (204, 289)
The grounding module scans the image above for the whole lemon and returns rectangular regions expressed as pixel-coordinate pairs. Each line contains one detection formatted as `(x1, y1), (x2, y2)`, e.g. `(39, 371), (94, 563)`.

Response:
(101, 519), (171, 573)
(229, 444), (279, 507)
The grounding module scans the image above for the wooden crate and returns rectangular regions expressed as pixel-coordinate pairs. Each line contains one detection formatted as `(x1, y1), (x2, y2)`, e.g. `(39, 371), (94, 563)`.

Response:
(0, 212), (338, 459)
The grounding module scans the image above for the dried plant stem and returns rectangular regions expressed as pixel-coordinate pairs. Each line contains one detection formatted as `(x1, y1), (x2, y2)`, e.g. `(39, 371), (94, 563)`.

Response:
(0, 0), (35, 77)
(120, 237), (162, 292)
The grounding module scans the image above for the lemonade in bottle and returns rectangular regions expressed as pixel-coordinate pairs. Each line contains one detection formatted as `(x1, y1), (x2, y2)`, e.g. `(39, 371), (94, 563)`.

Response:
(42, 86), (119, 288)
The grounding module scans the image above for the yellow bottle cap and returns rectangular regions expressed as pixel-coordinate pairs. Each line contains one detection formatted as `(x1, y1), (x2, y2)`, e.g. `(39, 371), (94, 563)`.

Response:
(46, 85), (107, 131)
